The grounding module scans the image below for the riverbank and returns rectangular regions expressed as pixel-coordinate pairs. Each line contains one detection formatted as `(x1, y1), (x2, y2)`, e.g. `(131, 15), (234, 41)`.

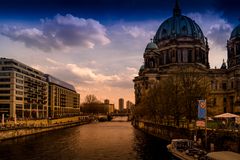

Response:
(132, 119), (240, 153)
(0, 116), (90, 141)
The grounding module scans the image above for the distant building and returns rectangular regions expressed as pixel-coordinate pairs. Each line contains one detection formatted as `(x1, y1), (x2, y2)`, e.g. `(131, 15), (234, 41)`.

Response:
(126, 101), (134, 109)
(119, 98), (124, 112)
(81, 102), (114, 114)
(108, 103), (115, 113)
(126, 100), (134, 113)
(45, 75), (80, 118)
(104, 99), (110, 104)
(0, 58), (48, 119)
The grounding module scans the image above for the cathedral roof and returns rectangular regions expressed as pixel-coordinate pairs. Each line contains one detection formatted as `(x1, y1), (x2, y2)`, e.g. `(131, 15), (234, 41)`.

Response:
(154, 0), (205, 43)
(230, 24), (240, 40)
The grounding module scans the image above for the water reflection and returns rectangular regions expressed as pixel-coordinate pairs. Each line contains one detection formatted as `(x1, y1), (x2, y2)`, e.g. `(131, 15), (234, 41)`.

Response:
(0, 122), (176, 160)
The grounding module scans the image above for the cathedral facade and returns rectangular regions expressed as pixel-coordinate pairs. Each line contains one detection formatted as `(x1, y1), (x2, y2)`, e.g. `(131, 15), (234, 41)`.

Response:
(133, 1), (240, 115)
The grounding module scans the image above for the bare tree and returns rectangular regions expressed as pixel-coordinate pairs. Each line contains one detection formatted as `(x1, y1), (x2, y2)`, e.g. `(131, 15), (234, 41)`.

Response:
(84, 94), (100, 104)
(82, 94), (103, 114)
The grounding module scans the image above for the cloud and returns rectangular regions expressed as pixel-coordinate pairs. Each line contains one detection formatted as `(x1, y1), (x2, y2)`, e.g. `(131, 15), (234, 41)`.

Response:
(207, 22), (232, 47)
(39, 57), (121, 84)
(187, 12), (232, 47)
(122, 26), (150, 38)
(187, 11), (233, 68)
(0, 14), (110, 51)
(66, 63), (121, 82)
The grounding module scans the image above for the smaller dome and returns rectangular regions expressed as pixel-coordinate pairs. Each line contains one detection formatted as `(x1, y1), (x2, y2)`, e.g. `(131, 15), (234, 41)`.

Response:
(145, 42), (158, 51)
(230, 24), (240, 39)
(139, 65), (145, 71)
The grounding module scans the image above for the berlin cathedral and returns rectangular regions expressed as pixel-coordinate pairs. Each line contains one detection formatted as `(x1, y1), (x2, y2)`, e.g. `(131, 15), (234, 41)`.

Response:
(133, 1), (240, 115)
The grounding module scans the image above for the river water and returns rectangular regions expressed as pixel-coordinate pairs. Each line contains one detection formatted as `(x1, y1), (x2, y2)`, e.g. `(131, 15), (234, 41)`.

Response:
(0, 121), (177, 160)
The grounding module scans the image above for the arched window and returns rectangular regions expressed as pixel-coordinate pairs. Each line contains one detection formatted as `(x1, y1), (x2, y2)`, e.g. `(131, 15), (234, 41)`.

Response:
(236, 44), (240, 55)
(159, 54), (163, 65)
(188, 49), (192, 62)
(149, 58), (155, 68)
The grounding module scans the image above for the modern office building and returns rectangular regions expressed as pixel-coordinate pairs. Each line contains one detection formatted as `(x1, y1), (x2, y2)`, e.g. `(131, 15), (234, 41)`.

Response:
(45, 75), (80, 118)
(0, 58), (81, 119)
(0, 58), (48, 119)
(119, 98), (124, 112)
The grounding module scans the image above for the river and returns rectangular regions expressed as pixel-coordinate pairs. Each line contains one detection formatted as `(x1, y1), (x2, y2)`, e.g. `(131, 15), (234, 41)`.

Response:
(0, 121), (177, 160)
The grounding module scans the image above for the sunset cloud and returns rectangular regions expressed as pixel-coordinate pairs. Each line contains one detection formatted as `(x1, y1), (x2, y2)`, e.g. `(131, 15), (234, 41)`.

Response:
(187, 11), (233, 68)
(0, 14), (110, 51)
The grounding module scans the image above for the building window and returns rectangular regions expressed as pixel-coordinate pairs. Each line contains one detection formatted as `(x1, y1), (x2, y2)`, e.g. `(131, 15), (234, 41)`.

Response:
(0, 90), (10, 94)
(177, 49), (182, 63)
(24, 104), (30, 109)
(16, 97), (23, 100)
(159, 55), (163, 65)
(213, 98), (216, 105)
(149, 58), (155, 68)
(0, 96), (10, 100)
(16, 79), (23, 84)
(182, 49), (188, 62)
(188, 50), (192, 62)
(0, 84), (10, 88)
(166, 51), (170, 64)
(3, 61), (14, 65)
(236, 44), (240, 55)
(16, 73), (23, 78)
(16, 91), (23, 95)
(202, 51), (205, 64)
(0, 78), (10, 82)
(0, 104), (10, 109)
(16, 85), (23, 90)
(16, 104), (23, 109)
(223, 97), (227, 113)
(0, 72), (10, 76)
(222, 82), (227, 90)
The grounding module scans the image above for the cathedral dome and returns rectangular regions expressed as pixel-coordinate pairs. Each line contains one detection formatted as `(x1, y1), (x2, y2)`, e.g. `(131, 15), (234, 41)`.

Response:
(154, 1), (205, 43)
(145, 41), (158, 51)
(230, 24), (240, 40)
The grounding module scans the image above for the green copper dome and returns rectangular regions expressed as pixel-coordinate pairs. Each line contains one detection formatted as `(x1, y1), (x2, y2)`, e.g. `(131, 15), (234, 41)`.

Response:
(154, 1), (205, 43)
(145, 42), (158, 51)
(230, 24), (240, 40)
(139, 65), (145, 73)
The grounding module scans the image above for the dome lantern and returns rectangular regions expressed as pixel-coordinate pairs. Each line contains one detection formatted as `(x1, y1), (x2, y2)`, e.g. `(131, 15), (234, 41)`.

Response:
(173, 0), (181, 16)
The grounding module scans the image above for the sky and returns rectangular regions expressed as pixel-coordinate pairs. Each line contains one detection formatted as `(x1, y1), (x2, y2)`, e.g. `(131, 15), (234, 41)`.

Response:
(0, 0), (239, 108)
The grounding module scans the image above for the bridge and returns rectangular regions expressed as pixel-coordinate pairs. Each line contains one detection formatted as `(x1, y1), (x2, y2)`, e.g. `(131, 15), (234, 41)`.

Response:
(109, 113), (130, 117)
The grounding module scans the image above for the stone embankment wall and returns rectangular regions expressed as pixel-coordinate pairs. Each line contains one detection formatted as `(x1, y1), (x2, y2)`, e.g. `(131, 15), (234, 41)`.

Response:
(0, 116), (90, 141)
(132, 120), (195, 141)
(132, 119), (240, 152)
